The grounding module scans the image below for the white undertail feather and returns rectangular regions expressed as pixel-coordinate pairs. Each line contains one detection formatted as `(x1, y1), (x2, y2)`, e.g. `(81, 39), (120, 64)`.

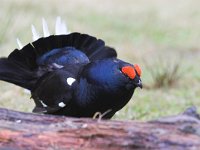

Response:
(16, 38), (23, 49)
(31, 25), (40, 41)
(42, 18), (50, 37)
(61, 22), (67, 34)
(55, 16), (68, 35)
(55, 17), (62, 35)
(16, 17), (69, 48)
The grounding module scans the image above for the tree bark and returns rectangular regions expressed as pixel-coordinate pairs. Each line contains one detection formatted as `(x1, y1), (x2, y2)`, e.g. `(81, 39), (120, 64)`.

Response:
(0, 107), (200, 150)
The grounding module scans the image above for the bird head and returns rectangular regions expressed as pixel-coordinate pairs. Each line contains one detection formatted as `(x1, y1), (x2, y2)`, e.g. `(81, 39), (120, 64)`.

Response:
(120, 64), (142, 89)
(83, 59), (142, 92)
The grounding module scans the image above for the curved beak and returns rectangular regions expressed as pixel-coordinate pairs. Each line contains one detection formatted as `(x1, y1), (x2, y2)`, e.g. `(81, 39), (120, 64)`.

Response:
(136, 79), (143, 89)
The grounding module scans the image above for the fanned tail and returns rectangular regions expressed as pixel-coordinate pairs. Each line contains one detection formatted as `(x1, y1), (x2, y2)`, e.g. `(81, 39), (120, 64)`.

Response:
(0, 58), (38, 90)
(17, 17), (117, 63)
(30, 33), (117, 62)
(0, 17), (117, 90)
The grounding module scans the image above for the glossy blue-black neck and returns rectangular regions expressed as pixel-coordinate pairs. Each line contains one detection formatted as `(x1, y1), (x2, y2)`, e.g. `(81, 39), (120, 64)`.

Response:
(84, 58), (132, 90)
(74, 58), (136, 110)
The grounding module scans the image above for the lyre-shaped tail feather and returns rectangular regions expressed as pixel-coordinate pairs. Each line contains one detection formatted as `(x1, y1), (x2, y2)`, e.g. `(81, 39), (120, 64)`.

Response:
(31, 25), (40, 41)
(42, 18), (50, 37)
(17, 17), (70, 49)
(16, 38), (23, 49)
(55, 16), (68, 35)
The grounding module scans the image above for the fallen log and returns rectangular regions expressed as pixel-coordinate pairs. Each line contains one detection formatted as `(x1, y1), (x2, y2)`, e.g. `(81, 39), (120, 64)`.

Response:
(0, 107), (200, 150)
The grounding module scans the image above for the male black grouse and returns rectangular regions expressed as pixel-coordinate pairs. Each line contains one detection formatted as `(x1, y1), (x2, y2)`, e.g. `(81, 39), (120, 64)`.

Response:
(0, 18), (142, 119)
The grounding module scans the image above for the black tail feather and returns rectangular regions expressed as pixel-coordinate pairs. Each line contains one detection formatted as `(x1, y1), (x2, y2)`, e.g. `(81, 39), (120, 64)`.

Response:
(8, 44), (37, 70)
(0, 58), (37, 90)
(0, 32), (117, 90)
(8, 33), (117, 70)
(30, 33), (117, 61)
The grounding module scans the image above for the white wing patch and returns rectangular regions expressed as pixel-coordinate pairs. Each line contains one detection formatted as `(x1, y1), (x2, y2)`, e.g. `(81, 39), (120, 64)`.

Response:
(67, 77), (76, 86)
(58, 102), (66, 108)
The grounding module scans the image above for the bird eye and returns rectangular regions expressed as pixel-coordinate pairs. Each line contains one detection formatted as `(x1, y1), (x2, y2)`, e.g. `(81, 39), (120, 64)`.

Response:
(134, 64), (142, 77)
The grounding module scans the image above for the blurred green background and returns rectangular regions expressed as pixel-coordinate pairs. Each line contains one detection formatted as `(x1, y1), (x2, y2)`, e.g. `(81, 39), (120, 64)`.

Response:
(0, 0), (199, 120)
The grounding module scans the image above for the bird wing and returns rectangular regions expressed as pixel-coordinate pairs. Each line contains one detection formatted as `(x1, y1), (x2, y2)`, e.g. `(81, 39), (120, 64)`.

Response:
(32, 68), (77, 114)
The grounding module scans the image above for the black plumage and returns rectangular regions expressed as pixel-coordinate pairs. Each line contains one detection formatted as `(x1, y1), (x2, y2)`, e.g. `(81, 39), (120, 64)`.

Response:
(0, 32), (142, 119)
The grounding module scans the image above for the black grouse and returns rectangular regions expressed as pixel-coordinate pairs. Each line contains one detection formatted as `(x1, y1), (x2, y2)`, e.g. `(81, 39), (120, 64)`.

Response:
(0, 18), (142, 119)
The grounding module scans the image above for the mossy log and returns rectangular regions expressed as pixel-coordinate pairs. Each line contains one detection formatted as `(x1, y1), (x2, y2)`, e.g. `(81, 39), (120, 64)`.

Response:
(0, 107), (200, 150)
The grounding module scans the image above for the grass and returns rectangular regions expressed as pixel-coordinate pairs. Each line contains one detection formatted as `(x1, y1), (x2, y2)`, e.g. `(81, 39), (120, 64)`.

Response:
(144, 55), (182, 88)
(0, 0), (200, 120)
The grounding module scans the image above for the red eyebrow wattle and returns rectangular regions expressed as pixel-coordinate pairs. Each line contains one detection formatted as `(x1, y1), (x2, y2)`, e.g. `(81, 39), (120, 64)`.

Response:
(134, 64), (142, 77)
(121, 66), (136, 79)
